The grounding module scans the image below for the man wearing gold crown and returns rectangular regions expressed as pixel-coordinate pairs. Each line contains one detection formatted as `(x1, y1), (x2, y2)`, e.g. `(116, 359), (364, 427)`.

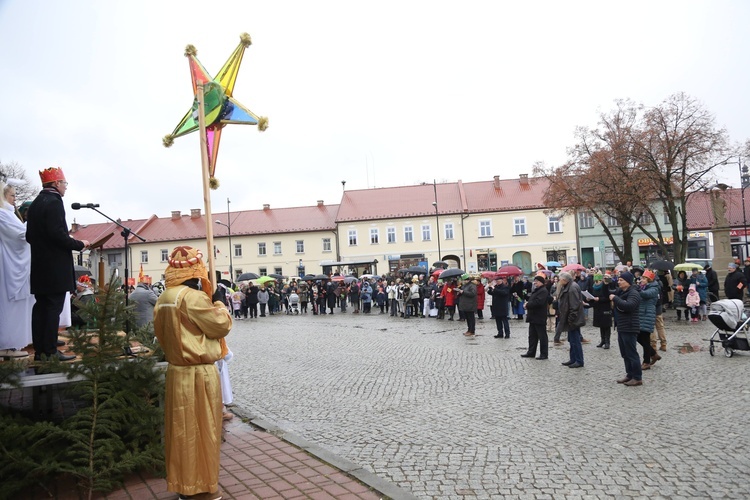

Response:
(26, 167), (89, 361)
(153, 246), (232, 500)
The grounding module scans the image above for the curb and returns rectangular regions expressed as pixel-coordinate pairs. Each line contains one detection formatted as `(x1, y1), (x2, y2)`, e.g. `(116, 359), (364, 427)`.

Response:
(231, 406), (418, 500)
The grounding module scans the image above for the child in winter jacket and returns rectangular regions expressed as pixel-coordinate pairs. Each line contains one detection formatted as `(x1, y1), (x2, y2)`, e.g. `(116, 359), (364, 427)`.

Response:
(686, 283), (701, 322)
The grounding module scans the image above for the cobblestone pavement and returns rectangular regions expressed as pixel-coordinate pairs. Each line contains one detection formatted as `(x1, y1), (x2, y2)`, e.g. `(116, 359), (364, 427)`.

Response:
(228, 309), (750, 499)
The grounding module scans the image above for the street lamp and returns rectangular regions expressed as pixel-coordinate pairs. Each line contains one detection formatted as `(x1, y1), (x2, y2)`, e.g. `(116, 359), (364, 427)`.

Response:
(215, 198), (233, 281)
(432, 180), (441, 261)
(739, 158), (749, 261)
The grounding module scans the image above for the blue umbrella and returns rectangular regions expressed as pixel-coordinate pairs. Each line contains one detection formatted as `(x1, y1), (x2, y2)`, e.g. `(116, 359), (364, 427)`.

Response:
(546, 261), (562, 268)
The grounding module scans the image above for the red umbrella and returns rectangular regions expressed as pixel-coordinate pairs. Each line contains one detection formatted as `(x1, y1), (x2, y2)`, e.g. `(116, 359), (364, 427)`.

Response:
(481, 271), (497, 279)
(562, 263), (586, 272)
(331, 275), (345, 282)
(497, 265), (523, 276)
(432, 268), (445, 277)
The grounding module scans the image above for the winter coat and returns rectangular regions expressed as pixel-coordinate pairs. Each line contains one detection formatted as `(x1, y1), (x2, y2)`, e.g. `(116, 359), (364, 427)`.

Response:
(257, 290), (269, 304)
(555, 280), (585, 336)
(724, 269), (747, 300)
(487, 283), (510, 317)
(612, 285), (641, 334)
(476, 283), (486, 310)
(525, 284), (549, 326)
(588, 283), (612, 328)
(686, 290), (700, 307)
(457, 282), (478, 312)
(659, 272), (674, 303)
(637, 281), (660, 333)
(705, 267), (719, 297)
(442, 283), (457, 307)
(26, 188), (86, 294)
(672, 276), (688, 309)
(687, 273), (708, 302)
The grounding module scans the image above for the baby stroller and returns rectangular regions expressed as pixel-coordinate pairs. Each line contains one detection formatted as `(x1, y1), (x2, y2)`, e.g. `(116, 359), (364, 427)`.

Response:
(707, 299), (750, 358)
(288, 292), (300, 315)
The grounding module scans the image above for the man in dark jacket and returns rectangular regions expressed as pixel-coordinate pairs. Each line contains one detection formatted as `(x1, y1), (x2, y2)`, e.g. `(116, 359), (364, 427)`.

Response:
(610, 272), (643, 386)
(487, 277), (511, 338)
(457, 277), (478, 336)
(725, 263), (747, 301)
(521, 276), (550, 360)
(26, 167), (89, 361)
(704, 264), (719, 302)
(556, 272), (586, 368)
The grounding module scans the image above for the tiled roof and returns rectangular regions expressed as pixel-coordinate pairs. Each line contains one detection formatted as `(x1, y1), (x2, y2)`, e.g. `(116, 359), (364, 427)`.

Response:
(70, 218), (150, 250)
(336, 176), (547, 222)
(135, 204), (340, 244)
(687, 188), (750, 230)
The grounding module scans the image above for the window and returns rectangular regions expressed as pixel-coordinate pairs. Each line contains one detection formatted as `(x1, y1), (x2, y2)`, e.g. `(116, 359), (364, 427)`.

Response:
(387, 227), (396, 243)
(606, 215), (620, 227)
(479, 220), (492, 237)
(322, 238), (331, 252)
(348, 230), (358, 246)
(108, 254), (121, 266)
(638, 212), (652, 225)
(274, 267), (282, 275)
(421, 224), (431, 241)
(258, 242), (266, 256)
(160, 249), (169, 262)
(234, 268), (242, 280)
(370, 228), (379, 244)
(514, 218), (526, 235)
(273, 242), (282, 255)
(444, 223), (454, 240)
(663, 212), (671, 224)
(234, 244), (242, 258)
(548, 216), (561, 233)
(296, 240), (304, 253)
(259, 267), (267, 276)
(404, 226), (413, 242)
(140, 251), (148, 263)
(579, 211), (594, 229)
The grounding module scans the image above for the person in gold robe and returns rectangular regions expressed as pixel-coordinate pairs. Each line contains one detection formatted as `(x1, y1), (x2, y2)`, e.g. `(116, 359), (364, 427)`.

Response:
(154, 246), (232, 500)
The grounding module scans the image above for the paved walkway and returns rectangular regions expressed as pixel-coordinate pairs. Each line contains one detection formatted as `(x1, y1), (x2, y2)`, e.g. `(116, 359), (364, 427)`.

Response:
(226, 310), (750, 499)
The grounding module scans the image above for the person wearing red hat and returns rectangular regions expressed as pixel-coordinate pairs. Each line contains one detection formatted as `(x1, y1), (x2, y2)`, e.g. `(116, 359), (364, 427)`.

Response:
(26, 167), (89, 361)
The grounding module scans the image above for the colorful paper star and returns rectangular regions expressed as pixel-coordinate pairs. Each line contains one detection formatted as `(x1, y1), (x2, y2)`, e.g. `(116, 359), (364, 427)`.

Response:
(163, 33), (267, 186)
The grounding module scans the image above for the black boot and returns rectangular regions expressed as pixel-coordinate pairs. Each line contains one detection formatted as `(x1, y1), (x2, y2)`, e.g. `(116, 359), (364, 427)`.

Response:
(603, 330), (611, 349)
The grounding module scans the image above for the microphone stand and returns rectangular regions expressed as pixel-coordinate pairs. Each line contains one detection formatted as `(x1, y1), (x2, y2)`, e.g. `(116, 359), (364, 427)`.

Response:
(83, 206), (147, 334)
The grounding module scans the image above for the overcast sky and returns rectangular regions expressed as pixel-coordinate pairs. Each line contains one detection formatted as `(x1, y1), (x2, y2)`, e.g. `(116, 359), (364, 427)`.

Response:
(1, 0), (749, 227)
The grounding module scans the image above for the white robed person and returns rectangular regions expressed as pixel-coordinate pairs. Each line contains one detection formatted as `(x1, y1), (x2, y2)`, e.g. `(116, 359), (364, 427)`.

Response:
(0, 181), (33, 357)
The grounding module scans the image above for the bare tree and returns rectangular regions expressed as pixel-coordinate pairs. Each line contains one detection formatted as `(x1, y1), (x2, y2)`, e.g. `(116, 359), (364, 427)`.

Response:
(629, 92), (732, 262)
(0, 161), (39, 204)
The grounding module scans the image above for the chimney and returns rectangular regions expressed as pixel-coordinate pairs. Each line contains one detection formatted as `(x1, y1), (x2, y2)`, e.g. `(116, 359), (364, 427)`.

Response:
(70, 221), (79, 233)
(171, 210), (181, 220)
(263, 204), (270, 211)
(317, 200), (324, 207)
(493, 175), (501, 189)
(519, 174), (529, 186)
(190, 208), (201, 219)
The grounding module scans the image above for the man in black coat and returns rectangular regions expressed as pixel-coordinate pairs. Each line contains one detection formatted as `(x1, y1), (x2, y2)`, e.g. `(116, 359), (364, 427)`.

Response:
(610, 272), (642, 386)
(487, 276), (511, 338)
(521, 276), (550, 359)
(725, 263), (747, 301)
(26, 168), (89, 361)
(704, 264), (719, 301)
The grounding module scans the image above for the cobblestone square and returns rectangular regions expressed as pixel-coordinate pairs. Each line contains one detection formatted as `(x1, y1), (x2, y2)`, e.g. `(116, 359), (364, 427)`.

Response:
(229, 311), (750, 499)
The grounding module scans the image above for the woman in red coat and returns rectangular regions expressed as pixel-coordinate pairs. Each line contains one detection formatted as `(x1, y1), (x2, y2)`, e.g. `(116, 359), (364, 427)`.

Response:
(442, 280), (457, 320)
(476, 279), (486, 319)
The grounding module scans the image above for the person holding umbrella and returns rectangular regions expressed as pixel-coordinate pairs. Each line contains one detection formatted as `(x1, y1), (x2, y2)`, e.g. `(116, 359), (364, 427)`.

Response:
(556, 272), (586, 368)
(487, 276), (511, 338)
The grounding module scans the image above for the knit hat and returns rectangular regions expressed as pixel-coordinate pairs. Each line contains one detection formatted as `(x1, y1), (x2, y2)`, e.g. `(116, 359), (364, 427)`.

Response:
(728, 263), (738, 269)
(619, 272), (634, 285)
(164, 246), (212, 296)
(593, 273), (603, 281)
(689, 283), (697, 291)
(533, 275), (545, 285)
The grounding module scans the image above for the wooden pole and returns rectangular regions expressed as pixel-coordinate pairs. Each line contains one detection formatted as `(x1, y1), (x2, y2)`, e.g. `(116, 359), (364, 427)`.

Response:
(196, 82), (217, 292)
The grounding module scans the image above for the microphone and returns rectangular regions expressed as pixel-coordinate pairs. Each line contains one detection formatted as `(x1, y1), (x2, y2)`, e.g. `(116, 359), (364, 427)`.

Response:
(71, 203), (100, 210)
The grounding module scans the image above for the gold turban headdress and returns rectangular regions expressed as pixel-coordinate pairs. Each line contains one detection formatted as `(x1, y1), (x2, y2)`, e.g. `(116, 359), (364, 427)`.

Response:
(164, 246), (212, 297)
